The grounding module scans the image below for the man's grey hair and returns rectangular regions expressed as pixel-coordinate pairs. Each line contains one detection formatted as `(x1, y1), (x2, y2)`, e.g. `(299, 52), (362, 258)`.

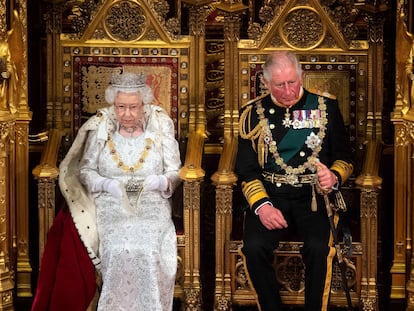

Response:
(262, 51), (302, 81)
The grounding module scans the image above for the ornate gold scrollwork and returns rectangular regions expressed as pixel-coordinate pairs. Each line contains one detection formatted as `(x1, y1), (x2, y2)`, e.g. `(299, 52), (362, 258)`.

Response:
(104, 1), (148, 41)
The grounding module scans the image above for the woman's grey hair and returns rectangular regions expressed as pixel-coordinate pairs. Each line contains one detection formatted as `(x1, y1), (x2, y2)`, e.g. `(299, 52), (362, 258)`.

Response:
(262, 51), (302, 81)
(105, 72), (154, 105)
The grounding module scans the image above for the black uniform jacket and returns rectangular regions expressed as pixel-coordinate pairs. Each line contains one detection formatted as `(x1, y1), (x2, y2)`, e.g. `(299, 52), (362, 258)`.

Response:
(235, 89), (354, 211)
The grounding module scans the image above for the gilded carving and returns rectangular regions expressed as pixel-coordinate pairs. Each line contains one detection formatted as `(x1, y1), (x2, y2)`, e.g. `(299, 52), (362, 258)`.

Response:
(183, 181), (201, 211)
(184, 288), (202, 310)
(230, 240), (361, 305)
(153, 0), (170, 18)
(245, 1), (363, 46)
(247, 22), (262, 41)
(215, 186), (233, 214)
(223, 14), (241, 42)
(395, 125), (408, 147)
(0, 121), (14, 145)
(1, 9), (26, 116)
(0, 2), (5, 39)
(281, 7), (325, 50)
(188, 5), (206, 36)
(165, 18), (181, 36)
(44, 5), (63, 34)
(104, 1), (147, 41)
(1, 289), (12, 303)
(235, 256), (249, 290)
(175, 254), (184, 286)
(275, 255), (305, 292)
(367, 17), (382, 44)
(15, 125), (27, 147)
(91, 28), (106, 40)
(360, 189), (378, 218)
(145, 28), (160, 41)
(66, 0), (104, 36)
(405, 120), (414, 142)
(269, 34), (284, 48)
(360, 296), (377, 311)
(408, 291), (414, 308)
(214, 294), (231, 311)
(258, 4), (274, 23)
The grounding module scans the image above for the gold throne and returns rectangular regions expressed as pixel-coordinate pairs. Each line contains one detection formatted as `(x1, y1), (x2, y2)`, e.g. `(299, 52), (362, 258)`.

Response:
(211, 1), (385, 310)
(32, 0), (205, 309)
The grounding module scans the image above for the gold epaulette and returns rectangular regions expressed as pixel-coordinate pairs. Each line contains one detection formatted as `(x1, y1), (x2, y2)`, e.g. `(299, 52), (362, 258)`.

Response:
(240, 93), (268, 109)
(330, 160), (354, 184)
(308, 88), (337, 100)
(241, 179), (269, 209)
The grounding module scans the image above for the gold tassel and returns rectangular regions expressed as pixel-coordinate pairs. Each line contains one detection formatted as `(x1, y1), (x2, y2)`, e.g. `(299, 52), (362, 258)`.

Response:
(311, 183), (317, 212)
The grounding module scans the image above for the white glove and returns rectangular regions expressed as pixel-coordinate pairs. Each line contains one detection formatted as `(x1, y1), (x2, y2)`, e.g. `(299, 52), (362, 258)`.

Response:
(1, 71), (10, 79)
(143, 175), (169, 192)
(93, 177), (125, 199)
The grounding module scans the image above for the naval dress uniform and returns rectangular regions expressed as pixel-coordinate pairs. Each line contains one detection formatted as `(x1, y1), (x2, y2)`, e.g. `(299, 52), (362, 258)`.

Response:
(235, 88), (354, 311)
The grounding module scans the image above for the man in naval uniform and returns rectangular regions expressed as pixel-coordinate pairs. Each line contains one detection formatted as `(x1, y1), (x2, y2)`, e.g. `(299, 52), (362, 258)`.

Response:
(236, 51), (354, 311)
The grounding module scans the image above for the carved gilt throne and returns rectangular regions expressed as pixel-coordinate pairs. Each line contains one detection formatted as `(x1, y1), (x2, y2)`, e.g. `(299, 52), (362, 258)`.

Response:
(32, 0), (206, 308)
(212, 1), (386, 310)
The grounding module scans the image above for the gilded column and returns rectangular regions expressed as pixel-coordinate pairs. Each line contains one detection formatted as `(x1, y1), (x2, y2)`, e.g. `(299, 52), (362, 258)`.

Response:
(178, 2), (211, 306)
(211, 141), (237, 311)
(43, 1), (63, 130)
(10, 2), (33, 298)
(212, 2), (246, 309)
(32, 129), (61, 264)
(390, 1), (413, 301)
(406, 119), (414, 310)
(0, 121), (15, 309)
(179, 131), (205, 310)
(356, 141), (383, 311)
(0, 0), (18, 308)
(402, 11), (414, 309)
(15, 123), (32, 298)
(182, 1), (210, 135)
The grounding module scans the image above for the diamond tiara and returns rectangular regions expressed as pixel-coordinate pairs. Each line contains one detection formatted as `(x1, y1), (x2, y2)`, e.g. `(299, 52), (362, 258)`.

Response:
(110, 72), (147, 88)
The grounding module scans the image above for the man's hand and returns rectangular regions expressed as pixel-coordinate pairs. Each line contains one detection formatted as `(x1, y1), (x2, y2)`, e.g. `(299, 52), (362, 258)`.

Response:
(315, 162), (337, 190)
(257, 204), (288, 230)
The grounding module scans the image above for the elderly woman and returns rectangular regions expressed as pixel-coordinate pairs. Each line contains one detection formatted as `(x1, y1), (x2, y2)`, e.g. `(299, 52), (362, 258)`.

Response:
(32, 72), (181, 311)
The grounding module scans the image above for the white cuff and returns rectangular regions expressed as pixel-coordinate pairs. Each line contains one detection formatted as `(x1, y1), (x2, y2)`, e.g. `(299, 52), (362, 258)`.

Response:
(254, 201), (273, 215)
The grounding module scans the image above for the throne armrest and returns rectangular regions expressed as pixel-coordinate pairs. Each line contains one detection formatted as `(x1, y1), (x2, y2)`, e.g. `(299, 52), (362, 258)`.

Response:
(32, 128), (62, 263)
(355, 139), (383, 189)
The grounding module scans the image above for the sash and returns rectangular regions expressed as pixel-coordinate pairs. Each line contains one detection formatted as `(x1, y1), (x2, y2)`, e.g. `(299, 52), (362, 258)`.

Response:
(277, 94), (319, 164)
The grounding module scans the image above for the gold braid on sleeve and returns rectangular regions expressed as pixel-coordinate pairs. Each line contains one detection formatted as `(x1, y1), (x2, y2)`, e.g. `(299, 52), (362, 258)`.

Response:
(330, 160), (354, 184)
(241, 179), (269, 209)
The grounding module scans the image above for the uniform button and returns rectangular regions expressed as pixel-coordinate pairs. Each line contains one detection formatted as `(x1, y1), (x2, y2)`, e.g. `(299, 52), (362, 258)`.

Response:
(276, 183), (282, 187)
(269, 108), (275, 114)
(269, 124), (275, 129)
(300, 151), (305, 157)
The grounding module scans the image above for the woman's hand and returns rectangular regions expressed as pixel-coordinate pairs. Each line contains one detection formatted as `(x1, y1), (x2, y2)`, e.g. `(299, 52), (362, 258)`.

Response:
(92, 177), (126, 199)
(101, 179), (126, 199)
(143, 175), (169, 192)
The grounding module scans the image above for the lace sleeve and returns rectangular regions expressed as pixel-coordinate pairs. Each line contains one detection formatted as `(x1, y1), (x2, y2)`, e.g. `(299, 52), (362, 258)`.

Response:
(79, 130), (104, 193)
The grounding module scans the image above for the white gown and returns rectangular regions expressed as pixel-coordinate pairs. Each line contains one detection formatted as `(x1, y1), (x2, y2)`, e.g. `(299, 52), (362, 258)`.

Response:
(79, 108), (180, 311)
